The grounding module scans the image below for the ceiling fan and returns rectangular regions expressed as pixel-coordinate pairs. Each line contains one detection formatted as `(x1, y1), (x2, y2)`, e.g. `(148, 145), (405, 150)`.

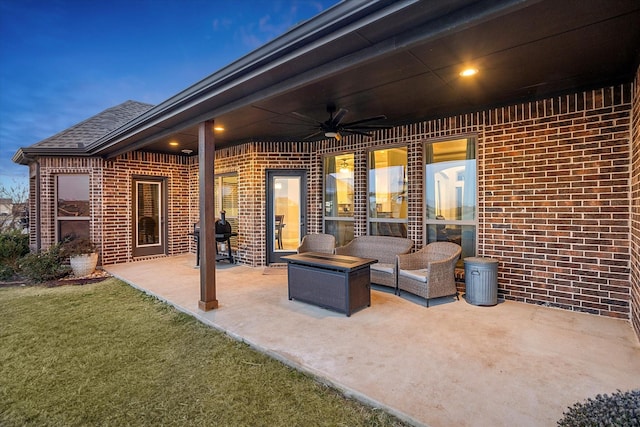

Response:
(275, 103), (390, 141)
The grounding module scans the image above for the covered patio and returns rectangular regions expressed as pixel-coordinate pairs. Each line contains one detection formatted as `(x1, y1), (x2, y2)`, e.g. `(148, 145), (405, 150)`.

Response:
(104, 255), (640, 427)
(13, 0), (640, 338)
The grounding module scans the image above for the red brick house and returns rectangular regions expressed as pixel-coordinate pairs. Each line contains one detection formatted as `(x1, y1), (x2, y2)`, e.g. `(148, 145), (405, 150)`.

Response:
(13, 0), (640, 339)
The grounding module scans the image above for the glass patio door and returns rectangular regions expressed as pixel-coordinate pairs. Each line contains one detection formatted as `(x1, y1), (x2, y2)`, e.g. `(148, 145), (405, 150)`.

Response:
(132, 177), (167, 257)
(266, 170), (307, 264)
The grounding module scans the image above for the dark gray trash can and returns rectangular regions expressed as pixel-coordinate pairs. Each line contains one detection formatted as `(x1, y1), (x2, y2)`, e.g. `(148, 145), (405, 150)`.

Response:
(464, 257), (498, 306)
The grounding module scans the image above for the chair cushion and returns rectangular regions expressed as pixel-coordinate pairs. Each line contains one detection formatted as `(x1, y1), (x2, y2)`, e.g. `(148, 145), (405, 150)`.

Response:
(370, 263), (394, 274)
(399, 269), (428, 283)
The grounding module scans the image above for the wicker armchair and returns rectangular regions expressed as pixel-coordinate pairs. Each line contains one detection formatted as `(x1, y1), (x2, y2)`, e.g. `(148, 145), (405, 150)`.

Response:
(297, 233), (336, 254)
(397, 242), (461, 307)
(335, 235), (414, 290)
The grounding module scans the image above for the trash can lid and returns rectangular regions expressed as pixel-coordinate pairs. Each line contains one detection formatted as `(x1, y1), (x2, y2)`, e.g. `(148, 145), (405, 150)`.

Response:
(464, 257), (499, 264)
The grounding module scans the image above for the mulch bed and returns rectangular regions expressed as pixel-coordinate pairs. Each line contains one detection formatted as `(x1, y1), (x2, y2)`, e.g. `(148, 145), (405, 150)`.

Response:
(0, 270), (111, 289)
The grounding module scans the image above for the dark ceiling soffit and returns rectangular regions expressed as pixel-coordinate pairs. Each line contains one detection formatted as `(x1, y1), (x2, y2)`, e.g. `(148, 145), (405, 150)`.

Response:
(95, 0), (534, 159)
(86, 0), (407, 155)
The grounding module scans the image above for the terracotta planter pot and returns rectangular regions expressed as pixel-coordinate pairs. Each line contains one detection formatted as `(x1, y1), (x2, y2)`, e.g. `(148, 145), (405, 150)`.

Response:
(70, 253), (98, 277)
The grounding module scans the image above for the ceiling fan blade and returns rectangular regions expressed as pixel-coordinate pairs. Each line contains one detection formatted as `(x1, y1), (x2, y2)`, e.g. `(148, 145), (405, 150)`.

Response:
(342, 125), (391, 135)
(341, 115), (387, 127)
(331, 108), (349, 127)
(303, 130), (323, 140)
(282, 106), (387, 141)
(342, 129), (373, 137)
(345, 124), (391, 130)
(271, 121), (315, 126)
(290, 111), (321, 124)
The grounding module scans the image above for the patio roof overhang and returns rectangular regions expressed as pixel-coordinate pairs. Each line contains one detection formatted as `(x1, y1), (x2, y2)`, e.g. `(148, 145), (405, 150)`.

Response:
(74, 0), (638, 159)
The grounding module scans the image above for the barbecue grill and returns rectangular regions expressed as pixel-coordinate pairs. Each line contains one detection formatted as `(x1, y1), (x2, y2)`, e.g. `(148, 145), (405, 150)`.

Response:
(191, 211), (237, 265)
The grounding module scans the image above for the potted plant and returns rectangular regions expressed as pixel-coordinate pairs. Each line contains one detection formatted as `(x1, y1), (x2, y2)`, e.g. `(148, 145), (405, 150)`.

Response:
(61, 236), (98, 277)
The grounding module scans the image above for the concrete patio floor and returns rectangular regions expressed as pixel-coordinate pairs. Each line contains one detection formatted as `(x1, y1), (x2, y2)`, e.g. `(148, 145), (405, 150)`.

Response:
(104, 254), (640, 427)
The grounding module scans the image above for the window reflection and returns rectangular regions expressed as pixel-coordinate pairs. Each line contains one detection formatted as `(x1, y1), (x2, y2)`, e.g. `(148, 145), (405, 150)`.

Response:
(136, 182), (160, 246)
(56, 174), (90, 241)
(57, 175), (89, 218)
(324, 219), (354, 247)
(425, 138), (477, 259)
(426, 159), (476, 221)
(324, 154), (354, 245)
(214, 174), (239, 248)
(273, 177), (300, 251)
(368, 147), (407, 237)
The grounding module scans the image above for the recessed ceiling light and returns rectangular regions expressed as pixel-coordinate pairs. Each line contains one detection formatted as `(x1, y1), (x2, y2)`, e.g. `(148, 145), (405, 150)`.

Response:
(460, 68), (478, 77)
(169, 141), (179, 146)
(214, 126), (225, 131)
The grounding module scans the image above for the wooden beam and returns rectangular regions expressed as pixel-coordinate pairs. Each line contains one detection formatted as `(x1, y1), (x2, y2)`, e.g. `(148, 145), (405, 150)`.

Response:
(198, 120), (218, 310)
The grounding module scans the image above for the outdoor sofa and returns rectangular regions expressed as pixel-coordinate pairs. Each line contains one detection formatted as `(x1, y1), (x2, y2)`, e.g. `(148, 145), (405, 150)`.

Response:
(335, 235), (414, 291)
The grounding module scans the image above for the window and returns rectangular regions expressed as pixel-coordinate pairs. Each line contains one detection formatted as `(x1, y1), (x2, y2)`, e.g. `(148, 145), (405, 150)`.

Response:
(214, 174), (238, 246)
(425, 138), (476, 259)
(323, 153), (354, 246)
(368, 147), (407, 237)
(56, 174), (90, 241)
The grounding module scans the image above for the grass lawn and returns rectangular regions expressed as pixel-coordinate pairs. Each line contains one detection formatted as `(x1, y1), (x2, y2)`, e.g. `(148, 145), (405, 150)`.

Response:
(0, 278), (408, 426)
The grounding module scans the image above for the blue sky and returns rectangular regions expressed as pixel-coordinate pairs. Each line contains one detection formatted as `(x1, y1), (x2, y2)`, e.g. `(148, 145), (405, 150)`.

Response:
(0, 0), (340, 189)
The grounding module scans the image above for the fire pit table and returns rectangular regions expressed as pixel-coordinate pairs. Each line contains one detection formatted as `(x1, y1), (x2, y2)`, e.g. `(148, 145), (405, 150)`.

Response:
(281, 252), (377, 316)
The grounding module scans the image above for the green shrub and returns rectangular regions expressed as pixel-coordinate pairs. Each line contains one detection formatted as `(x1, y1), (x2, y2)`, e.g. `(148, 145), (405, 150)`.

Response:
(558, 389), (640, 426)
(60, 236), (96, 257)
(0, 264), (15, 280)
(19, 243), (70, 283)
(0, 229), (30, 279)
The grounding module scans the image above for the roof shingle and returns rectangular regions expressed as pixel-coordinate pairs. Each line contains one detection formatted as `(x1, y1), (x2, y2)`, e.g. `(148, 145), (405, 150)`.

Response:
(31, 100), (154, 149)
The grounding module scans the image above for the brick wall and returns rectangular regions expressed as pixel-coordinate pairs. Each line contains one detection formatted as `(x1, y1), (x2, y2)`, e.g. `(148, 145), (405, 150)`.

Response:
(307, 84), (632, 320)
(28, 163), (38, 251)
(31, 153), (193, 265)
(630, 66), (640, 338)
(482, 88), (632, 318)
(101, 151), (191, 265)
(187, 159), (199, 254)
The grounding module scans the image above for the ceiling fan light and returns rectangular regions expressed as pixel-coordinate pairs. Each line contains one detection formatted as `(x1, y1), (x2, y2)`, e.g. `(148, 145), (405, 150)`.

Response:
(460, 67), (478, 77)
(325, 131), (337, 138)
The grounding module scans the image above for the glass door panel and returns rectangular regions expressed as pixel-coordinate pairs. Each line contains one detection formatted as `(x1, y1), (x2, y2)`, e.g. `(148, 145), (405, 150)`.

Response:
(273, 177), (301, 251)
(267, 170), (307, 264)
(133, 178), (166, 257)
